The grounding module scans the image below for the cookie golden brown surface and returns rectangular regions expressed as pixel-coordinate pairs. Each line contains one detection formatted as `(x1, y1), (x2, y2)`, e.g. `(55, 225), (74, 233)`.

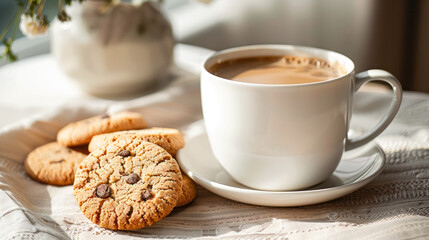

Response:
(88, 128), (185, 156)
(176, 173), (197, 207)
(73, 139), (182, 230)
(57, 111), (147, 147)
(25, 142), (87, 185)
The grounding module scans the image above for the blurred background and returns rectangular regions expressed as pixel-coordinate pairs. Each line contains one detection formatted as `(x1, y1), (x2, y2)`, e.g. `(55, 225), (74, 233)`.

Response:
(1, 0), (428, 93)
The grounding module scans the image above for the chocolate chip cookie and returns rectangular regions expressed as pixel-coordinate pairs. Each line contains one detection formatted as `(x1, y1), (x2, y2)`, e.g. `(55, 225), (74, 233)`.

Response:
(73, 139), (182, 230)
(25, 142), (88, 185)
(57, 111), (147, 147)
(176, 173), (197, 207)
(88, 128), (185, 156)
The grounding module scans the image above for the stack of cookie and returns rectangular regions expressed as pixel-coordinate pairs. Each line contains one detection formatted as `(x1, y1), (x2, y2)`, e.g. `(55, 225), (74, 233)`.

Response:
(24, 111), (197, 230)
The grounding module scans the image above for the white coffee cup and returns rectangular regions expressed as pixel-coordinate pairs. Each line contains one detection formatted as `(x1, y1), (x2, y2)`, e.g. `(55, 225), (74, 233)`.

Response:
(201, 45), (402, 191)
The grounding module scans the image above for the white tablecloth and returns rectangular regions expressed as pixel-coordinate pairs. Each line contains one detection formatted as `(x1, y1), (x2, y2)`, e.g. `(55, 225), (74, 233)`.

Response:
(0, 44), (428, 240)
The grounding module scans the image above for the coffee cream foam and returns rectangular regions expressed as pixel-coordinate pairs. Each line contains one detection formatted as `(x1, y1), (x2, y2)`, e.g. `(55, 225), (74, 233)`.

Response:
(209, 56), (346, 85)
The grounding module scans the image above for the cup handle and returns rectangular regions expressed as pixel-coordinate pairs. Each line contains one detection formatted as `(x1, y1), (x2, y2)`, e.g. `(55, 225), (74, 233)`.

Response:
(345, 69), (402, 151)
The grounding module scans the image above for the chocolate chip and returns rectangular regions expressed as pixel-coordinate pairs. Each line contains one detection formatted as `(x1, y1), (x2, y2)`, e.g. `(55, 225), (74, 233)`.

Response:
(118, 150), (131, 157)
(125, 173), (140, 184)
(95, 184), (111, 198)
(141, 190), (152, 200)
(100, 113), (110, 119)
(50, 159), (65, 164)
(127, 206), (133, 216)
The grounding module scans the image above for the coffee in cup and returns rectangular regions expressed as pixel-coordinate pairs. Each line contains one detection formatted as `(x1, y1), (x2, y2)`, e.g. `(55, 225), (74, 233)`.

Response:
(208, 56), (346, 85)
(201, 45), (402, 191)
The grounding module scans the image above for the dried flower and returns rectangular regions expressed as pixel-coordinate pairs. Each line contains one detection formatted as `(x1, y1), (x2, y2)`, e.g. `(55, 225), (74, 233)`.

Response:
(24, 0), (38, 16)
(58, 0), (71, 22)
(0, 0), (24, 62)
(1, 39), (18, 62)
(57, 10), (71, 22)
(19, 13), (49, 38)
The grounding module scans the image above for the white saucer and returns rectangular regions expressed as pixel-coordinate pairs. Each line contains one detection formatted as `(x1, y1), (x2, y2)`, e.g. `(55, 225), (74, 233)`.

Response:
(177, 127), (386, 207)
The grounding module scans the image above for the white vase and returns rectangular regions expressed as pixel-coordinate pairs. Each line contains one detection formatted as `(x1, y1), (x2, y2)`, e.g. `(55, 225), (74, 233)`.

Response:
(51, 1), (174, 96)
